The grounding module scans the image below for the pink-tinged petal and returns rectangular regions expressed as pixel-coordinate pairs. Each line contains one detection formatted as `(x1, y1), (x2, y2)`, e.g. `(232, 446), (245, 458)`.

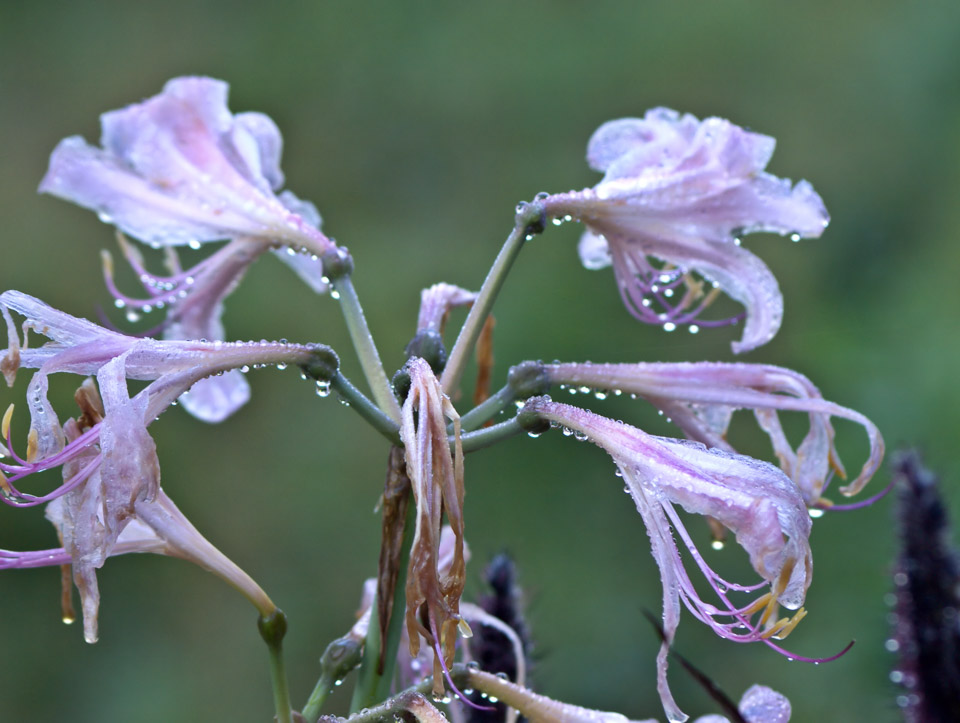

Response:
(97, 352), (161, 510)
(737, 685), (791, 723)
(2, 292), (336, 502)
(523, 397), (813, 723)
(232, 112), (285, 191)
(271, 191), (329, 292)
(546, 108), (828, 353)
(39, 77), (333, 256)
(1, 290), (127, 350)
(155, 239), (260, 421)
(178, 371), (250, 423)
(577, 230), (613, 270)
(416, 283), (477, 334)
(545, 361), (884, 505)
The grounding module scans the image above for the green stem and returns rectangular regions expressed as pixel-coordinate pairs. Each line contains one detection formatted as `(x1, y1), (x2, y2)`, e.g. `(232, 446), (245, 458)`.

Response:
(301, 671), (335, 722)
(332, 273), (402, 423)
(301, 635), (363, 722)
(331, 372), (401, 444)
(458, 384), (517, 432)
(258, 611), (293, 723)
(440, 200), (545, 395)
(350, 499), (416, 711)
(458, 417), (526, 453)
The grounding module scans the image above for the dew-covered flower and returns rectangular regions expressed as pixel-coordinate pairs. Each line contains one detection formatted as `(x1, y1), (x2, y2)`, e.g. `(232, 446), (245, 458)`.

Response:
(400, 358), (468, 697)
(40, 76), (334, 258)
(522, 397), (814, 723)
(40, 76), (335, 420)
(0, 292), (331, 641)
(0, 290), (335, 525)
(545, 361), (884, 506)
(542, 108), (829, 353)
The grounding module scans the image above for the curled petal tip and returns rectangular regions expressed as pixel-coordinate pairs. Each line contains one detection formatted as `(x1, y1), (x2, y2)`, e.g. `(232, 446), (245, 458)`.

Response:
(549, 107), (827, 352)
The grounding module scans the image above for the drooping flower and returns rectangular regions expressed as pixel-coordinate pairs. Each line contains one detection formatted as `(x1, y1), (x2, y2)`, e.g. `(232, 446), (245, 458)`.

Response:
(545, 361), (884, 506)
(399, 357), (468, 697)
(522, 397), (814, 723)
(0, 295), (331, 641)
(542, 108), (829, 353)
(0, 289), (335, 496)
(39, 76), (335, 420)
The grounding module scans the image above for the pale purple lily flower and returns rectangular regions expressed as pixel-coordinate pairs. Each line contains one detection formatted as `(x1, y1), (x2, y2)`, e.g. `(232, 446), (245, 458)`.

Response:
(39, 76), (334, 258)
(545, 361), (884, 506)
(541, 108), (829, 353)
(1, 366), (285, 644)
(40, 76), (334, 420)
(1, 291), (328, 641)
(523, 397), (814, 723)
(0, 290), (332, 492)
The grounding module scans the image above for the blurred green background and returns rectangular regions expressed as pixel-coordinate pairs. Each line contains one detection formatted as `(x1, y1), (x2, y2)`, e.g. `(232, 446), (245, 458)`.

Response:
(2, 2), (958, 721)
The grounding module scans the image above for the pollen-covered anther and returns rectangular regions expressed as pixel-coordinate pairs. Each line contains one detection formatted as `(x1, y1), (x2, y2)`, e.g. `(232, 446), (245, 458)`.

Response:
(761, 607), (808, 640)
(25, 428), (39, 464)
(2, 403), (13, 441)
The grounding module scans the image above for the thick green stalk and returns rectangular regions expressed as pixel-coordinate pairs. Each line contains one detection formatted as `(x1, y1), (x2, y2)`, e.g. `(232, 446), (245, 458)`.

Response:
(330, 372), (401, 444)
(458, 417), (526, 453)
(440, 200), (545, 395)
(458, 383), (517, 432)
(330, 269), (402, 423)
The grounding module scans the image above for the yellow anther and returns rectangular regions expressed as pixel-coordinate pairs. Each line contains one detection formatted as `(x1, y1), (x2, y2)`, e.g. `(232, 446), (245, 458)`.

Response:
(760, 607), (807, 640)
(775, 608), (807, 639)
(775, 558), (796, 596)
(26, 428), (39, 464)
(100, 249), (115, 278)
(458, 617), (474, 639)
(758, 593), (780, 629)
(743, 592), (773, 617)
(0, 470), (11, 497)
(2, 403), (13, 439)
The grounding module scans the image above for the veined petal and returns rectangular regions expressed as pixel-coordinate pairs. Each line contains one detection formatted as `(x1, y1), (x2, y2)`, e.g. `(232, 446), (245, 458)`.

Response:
(523, 397), (812, 723)
(39, 76), (334, 256)
(2, 291), (335, 496)
(545, 361), (884, 504)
